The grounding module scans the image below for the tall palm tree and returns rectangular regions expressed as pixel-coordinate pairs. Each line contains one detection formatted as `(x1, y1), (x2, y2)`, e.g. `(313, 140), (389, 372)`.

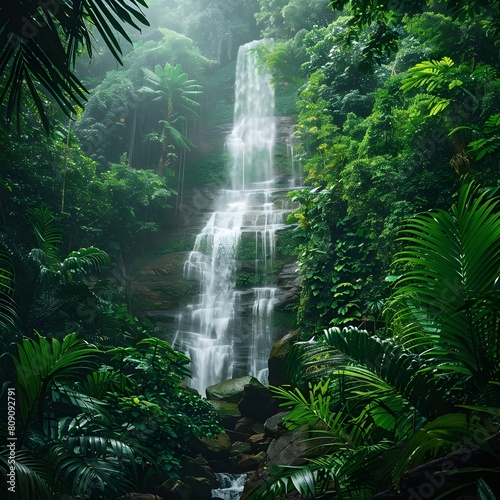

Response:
(140, 62), (202, 178)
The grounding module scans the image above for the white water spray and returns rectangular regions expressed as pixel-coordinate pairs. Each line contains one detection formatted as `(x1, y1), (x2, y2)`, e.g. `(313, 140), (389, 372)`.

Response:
(174, 41), (291, 395)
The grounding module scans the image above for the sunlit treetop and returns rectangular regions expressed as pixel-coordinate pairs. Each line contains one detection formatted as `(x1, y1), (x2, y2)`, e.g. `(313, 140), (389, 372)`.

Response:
(0, 0), (150, 131)
(328, 0), (500, 70)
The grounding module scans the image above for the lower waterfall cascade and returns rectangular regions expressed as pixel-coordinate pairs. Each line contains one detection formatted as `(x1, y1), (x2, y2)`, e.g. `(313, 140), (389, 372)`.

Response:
(172, 40), (297, 395)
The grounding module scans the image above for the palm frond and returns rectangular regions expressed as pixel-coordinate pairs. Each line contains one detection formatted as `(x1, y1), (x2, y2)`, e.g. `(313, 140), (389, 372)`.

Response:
(27, 207), (62, 251)
(61, 247), (110, 278)
(292, 327), (458, 418)
(12, 333), (99, 429)
(401, 57), (456, 93)
(0, 0), (149, 129)
(50, 440), (135, 498)
(390, 182), (500, 382)
(0, 449), (55, 500)
(0, 248), (17, 328)
(273, 379), (372, 450)
(392, 413), (497, 485)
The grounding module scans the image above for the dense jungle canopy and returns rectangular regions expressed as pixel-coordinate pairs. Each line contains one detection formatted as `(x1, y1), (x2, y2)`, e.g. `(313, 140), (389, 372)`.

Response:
(1, 1), (500, 499)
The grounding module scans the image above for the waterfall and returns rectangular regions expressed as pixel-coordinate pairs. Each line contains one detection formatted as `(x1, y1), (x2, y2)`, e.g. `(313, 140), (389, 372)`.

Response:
(174, 40), (291, 395)
(212, 473), (247, 500)
(227, 39), (275, 190)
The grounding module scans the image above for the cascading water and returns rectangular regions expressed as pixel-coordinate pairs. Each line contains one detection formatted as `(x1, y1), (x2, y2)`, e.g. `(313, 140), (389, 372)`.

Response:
(174, 40), (293, 395)
(212, 473), (247, 500)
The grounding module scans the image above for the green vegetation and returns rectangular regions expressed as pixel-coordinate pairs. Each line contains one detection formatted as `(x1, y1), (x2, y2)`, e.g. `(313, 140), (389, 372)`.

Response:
(249, 0), (500, 497)
(1, 0), (500, 497)
(251, 182), (500, 498)
(0, 0), (149, 130)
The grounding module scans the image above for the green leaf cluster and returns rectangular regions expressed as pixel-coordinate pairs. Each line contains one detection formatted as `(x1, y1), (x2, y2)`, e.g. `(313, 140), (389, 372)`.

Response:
(256, 182), (500, 498)
(0, 325), (222, 498)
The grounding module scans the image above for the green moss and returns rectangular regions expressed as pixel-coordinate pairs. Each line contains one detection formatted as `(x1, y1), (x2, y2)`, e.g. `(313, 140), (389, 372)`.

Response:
(184, 149), (231, 189)
(275, 227), (299, 258)
(272, 308), (298, 330)
(234, 270), (266, 289)
(155, 236), (196, 254)
(235, 233), (263, 261)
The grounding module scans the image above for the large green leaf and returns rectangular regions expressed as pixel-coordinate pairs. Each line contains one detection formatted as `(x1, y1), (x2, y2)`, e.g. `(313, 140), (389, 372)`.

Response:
(12, 333), (98, 430)
(390, 182), (500, 383)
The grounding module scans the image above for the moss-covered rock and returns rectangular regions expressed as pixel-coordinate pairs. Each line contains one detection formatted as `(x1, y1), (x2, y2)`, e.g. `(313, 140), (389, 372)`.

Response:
(206, 376), (261, 403)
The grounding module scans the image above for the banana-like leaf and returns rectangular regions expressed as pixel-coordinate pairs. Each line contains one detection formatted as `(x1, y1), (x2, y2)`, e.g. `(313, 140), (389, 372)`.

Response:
(159, 120), (196, 151)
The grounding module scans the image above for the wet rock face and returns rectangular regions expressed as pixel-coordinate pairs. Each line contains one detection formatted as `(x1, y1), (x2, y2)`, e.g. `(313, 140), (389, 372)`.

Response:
(268, 329), (299, 386)
(206, 376), (260, 403)
(275, 263), (301, 308)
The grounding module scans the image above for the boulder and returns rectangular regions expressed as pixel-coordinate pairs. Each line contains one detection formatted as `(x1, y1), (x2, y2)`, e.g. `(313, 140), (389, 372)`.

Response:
(247, 433), (272, 453)
(266, 432), (311, 467)
(209, 459), (239, 474)
(183, 476), (212, 500)
(206, 376), (259, 403)
(157, 479), (190, 500)
(195, 431), (232, 459)
(251, 422), (265, 434)
(236, 451), (267, 472)
(238, 381), (280, 421)
(180, 457), (218, 489)
(230, 441), (252, 456)
(206, 400), (241, 429)
(264, 411), (289, 438)
(268, 330), (299, 386)
(241, 429), (323, 499)
(234, 417), (257, 436)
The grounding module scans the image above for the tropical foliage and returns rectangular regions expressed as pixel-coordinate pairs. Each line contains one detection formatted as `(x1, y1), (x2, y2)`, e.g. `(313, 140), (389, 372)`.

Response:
(0, 0), (149, 129)
(0, 206), (110, 341)
(252, 182), (500, 498)
(327, 0), (500, 70)
(0, 330), (221, 499)
(140, 62), (202, 175)
(2, 0), (500, 497)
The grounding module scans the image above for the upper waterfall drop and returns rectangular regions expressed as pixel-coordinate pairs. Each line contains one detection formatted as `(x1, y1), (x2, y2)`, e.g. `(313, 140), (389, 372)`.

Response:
(173, 40), (292, 396)
(226, 40), (276, 190)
